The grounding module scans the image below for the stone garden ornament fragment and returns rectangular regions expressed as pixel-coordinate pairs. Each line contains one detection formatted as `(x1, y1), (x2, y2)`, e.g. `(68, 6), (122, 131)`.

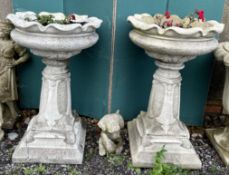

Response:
(206, 43), (229, 166)
(0, 21), (29, 141)
(98, 110), (124, 156)
(7, 11), (102, 164)
(127, 11), (224, 169)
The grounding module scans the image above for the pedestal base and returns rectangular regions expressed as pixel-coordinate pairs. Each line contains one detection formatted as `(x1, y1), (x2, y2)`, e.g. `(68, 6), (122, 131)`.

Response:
(206, 128), (229, 166)
(12, 117), (86, 164)
(128, 112), (202, 169)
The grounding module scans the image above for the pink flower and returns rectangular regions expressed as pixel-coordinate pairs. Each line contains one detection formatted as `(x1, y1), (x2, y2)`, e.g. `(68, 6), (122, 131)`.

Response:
(163, 20), (173, 27)
(68, 14), (76, 22)
(196, 10), (205, 22)
(165, 11), (171, 19)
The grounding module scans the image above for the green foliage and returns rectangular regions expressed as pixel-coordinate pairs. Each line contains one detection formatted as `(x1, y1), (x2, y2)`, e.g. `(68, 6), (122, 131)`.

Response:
(127, 162), (142, 175)
(23, 167), (34, 175)
(107, 154), (125, 166)
(208, 165), (219, 174)
(22, 164), (46, 175)
(8, 147), (14, 156)
(37, 15), (55, 26)
(85, 148), (96, 161)
(66, 165), (81, 175)
(26, 14), (72, 26)
(150, 146), (190, 175)
(68, 169), (81, 175)
(36, 164), (46, 174)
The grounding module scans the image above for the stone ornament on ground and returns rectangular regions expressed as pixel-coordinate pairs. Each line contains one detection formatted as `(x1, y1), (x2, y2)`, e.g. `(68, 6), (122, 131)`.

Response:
(0, 21), (29, 141)
(7, 11), (102, 164)
(127, 10), (224, 169)
(98, 110), (124, 156)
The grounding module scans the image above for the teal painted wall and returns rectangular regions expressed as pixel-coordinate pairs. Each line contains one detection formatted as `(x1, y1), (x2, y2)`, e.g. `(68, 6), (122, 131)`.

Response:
(12, 0), (224, 125)
(65, 0), (112, 118)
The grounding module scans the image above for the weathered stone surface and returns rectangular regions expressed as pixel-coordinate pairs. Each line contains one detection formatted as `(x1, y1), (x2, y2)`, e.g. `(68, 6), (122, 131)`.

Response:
(127, 15), (223, 169)
(98, 111), (124, 156)
(7, 132), (18, 141)
(206, 128), (229, 166)
(13, 118), (86, 164)
(7, 12), (102, 164)
(220, 0), (229, 42)
(0, 0), (12, 21)
(128, 116), (201, 169)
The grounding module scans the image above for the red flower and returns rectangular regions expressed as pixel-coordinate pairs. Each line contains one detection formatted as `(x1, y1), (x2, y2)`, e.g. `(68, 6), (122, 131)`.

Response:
(68, 14), (76, 21)
(167, 20), (173, 27)
(163, 20), (173, 27)
(165, 11), (171, 19)
(196, 10), (205, 22)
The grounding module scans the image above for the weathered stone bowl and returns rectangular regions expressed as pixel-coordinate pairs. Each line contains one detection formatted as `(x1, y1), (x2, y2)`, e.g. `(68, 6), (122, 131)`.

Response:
(7, 12), (102, 59)
(128, 13), (224, 38)
(128, 13), (224, 63)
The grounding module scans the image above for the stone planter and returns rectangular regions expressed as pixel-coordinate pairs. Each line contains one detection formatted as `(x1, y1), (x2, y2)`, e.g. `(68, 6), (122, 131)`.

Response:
(206, 42), (229, 166)
(7, 12), (102, 164)
(127, 13), (224, 169)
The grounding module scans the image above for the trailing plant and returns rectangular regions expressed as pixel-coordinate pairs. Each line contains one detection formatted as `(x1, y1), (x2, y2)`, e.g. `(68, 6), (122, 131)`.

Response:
(149, 146), (190, 175)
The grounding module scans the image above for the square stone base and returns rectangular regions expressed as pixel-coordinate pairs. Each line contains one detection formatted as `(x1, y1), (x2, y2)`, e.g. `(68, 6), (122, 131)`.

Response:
(12, 120), (86, 164)
(206, 128), (229, 166)
(128, 119), (202, 169)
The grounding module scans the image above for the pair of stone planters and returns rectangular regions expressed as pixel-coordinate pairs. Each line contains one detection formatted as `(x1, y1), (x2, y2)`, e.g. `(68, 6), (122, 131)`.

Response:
(7, 12), (224, 169)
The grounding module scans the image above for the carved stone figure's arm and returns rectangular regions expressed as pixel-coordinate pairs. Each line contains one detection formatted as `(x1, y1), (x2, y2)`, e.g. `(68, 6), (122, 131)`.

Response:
(14, 43), (29, 66)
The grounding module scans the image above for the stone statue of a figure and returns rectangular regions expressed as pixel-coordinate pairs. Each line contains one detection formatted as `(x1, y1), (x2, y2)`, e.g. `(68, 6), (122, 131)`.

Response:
(0, 21), (29, 140)
(206, 42), (229, 166)
(213, 124), (229, 152)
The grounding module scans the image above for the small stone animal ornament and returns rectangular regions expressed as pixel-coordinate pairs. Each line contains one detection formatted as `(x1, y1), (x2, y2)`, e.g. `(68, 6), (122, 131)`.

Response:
(98, 110), (124, 156)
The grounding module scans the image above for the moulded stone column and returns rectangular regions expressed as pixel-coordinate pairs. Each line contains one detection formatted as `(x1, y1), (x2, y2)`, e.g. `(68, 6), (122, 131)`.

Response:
(206, 43), (229, 166)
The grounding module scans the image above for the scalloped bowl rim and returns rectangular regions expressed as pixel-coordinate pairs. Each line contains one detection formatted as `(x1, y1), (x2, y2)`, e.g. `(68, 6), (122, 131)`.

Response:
(127, 13), (224, 37)
(6, 13), (103, 33)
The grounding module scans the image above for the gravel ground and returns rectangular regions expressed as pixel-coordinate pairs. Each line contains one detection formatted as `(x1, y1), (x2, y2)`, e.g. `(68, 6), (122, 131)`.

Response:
(0, 111), (228, 175)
